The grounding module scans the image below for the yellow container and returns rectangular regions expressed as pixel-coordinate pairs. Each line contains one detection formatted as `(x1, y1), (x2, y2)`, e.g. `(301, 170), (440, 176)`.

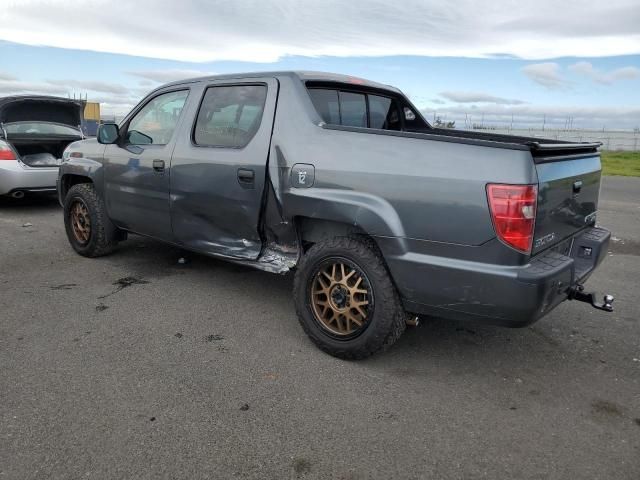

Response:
(84, 102), (101, 121)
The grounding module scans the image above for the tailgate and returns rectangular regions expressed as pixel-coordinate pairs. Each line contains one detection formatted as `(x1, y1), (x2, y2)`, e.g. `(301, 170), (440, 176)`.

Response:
(532, 154), (601, 255)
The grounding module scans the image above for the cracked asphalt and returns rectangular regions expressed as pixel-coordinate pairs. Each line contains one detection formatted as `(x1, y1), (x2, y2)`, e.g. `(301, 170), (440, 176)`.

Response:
(1, 176), (639, 479)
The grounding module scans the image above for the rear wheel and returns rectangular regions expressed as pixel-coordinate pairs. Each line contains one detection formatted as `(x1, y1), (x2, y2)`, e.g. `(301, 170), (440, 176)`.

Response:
(293, 237), (406, 359)
(63, 183), (119, 257)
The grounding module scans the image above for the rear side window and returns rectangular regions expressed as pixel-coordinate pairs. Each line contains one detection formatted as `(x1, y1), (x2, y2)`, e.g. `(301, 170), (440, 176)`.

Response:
(194, 85), (267, 148)
(339, 92), (367, 128)
(368, 95), (401, 131)
(308, 89), (340, 125)
(308, 88), (405, 131)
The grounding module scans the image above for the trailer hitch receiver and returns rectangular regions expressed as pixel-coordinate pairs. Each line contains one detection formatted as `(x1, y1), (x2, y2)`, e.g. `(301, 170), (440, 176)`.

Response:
(569, 284), (614, 312)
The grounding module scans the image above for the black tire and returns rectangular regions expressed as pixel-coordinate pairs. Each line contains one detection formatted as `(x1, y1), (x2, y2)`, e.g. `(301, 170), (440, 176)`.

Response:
(293, 236), (406, 360)
(63, 183), (119, 257)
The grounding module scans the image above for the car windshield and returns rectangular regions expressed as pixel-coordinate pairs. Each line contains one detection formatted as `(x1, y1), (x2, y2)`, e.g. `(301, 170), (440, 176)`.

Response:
(4, 122), (80, 136)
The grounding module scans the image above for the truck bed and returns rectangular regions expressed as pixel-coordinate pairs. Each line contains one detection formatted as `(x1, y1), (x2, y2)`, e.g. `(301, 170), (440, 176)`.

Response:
(429, 128), (601, 157)
(324, 123), (601, 158)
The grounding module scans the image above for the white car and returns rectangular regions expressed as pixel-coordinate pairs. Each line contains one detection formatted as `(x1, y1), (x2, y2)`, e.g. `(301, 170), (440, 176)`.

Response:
(0, 96), (84, 198)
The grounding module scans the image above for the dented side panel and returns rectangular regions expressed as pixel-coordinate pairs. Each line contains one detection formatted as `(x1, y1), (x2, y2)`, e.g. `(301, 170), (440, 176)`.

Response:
(169, 78), (279, 260)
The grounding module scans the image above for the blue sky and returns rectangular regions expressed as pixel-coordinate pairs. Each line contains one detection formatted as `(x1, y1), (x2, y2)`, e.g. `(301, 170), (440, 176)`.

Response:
(1, 0), (639, 129)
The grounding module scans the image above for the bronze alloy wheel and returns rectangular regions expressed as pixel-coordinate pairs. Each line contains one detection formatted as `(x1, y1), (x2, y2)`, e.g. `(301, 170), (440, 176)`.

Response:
(310, 258), (374, 337)
(70, 199), (91, 245)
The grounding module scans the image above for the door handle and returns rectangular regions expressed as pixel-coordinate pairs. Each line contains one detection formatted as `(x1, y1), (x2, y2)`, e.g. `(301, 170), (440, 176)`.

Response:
(153, 159), (165, 172)
(237, 168), (255, 187)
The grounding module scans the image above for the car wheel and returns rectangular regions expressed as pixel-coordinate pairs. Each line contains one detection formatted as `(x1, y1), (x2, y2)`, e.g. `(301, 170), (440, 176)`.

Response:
(293, 236), (406, 359)
(63, 183), (118, 257)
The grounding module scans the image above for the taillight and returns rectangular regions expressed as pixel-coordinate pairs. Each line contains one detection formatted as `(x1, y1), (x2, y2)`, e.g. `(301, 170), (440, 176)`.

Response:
(487, 184), (537, 254)
(0, 140), (17, 160)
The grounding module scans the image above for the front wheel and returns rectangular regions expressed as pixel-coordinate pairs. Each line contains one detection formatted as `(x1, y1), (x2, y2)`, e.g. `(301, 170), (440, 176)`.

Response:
(63, 183), (119, 257)
(293, 237), (406, 360)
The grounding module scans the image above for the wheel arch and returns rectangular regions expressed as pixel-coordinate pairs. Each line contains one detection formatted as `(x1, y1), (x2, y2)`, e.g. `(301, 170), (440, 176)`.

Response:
(58, 157), (104, 203)
(294, 215), (406, 290)
(59, 173), (93, 200)
(296, 217), (368, 248)
(286, 189), (405, 239)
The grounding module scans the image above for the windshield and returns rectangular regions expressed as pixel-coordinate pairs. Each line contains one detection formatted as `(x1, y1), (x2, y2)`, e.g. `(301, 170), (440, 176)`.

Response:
(4, 122), (80, 136)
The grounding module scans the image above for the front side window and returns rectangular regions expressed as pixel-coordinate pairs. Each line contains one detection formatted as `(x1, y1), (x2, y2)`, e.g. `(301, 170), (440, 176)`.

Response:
(127, 90), (189, 145)
(194, 85), (267, 148)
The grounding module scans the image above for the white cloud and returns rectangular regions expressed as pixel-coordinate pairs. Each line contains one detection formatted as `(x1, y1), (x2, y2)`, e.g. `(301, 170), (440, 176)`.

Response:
(0, 0), (639, 62)
(127, 69), (216, 83)
(0, 79), (68, 95)
(0, 72), (18, 81)
(439, 91), (526, 105)
(46, 79), (130, 94)
(568, 61), (640, 84)
(521, 63), (568, 89)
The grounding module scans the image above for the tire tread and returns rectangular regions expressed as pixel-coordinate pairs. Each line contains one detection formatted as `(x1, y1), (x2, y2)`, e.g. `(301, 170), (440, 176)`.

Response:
(64, 183), (117, 257)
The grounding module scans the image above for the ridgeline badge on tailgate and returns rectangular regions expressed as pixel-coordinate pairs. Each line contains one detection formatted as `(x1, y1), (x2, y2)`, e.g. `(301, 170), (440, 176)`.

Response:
(534, 232), (556, 249)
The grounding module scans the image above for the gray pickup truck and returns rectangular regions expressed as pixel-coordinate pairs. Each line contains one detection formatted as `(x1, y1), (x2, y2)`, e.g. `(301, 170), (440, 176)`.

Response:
(57, 71), (613, 359)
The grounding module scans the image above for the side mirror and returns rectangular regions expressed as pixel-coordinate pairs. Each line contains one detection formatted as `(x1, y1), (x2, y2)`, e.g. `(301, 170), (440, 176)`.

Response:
(97, 123), (120, 144)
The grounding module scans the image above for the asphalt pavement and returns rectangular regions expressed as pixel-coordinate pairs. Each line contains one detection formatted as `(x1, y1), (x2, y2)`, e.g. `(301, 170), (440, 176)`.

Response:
(1, 176), (639, 479)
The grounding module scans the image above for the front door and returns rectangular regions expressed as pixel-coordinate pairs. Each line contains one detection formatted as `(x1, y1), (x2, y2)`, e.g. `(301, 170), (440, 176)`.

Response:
(170, 78), (278, 259)
(103, 89), (189, 241)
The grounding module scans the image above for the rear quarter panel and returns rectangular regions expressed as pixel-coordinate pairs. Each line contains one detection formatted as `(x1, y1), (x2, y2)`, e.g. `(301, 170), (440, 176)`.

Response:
(271, 77), (538, 248)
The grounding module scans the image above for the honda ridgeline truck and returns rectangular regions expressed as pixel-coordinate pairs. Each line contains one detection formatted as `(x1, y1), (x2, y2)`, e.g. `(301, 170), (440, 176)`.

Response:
(57, 71), (613, 359)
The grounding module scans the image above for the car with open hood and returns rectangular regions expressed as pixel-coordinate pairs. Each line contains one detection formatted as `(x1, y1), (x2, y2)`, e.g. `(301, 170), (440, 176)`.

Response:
(0, 95), (84, 198)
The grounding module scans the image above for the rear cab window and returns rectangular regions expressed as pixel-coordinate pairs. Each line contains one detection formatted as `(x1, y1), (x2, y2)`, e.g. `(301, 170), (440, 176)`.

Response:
(307, 83), (428, 132)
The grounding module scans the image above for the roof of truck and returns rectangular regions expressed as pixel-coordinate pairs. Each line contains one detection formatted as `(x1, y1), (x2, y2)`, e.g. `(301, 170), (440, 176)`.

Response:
(160, 71), (401, 93)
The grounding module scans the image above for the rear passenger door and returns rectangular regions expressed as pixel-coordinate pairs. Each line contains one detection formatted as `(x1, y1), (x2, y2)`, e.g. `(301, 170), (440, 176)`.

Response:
(170, 78), (278, 259)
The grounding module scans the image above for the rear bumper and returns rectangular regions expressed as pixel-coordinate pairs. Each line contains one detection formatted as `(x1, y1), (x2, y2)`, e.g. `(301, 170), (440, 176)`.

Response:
(386, 227), (610, 327)
(0, 160), (58, 195)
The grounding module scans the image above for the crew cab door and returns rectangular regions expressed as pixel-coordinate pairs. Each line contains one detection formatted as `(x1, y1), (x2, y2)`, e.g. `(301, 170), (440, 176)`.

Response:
(103, 88), (190, 241)
(170, 78), (278, 259)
